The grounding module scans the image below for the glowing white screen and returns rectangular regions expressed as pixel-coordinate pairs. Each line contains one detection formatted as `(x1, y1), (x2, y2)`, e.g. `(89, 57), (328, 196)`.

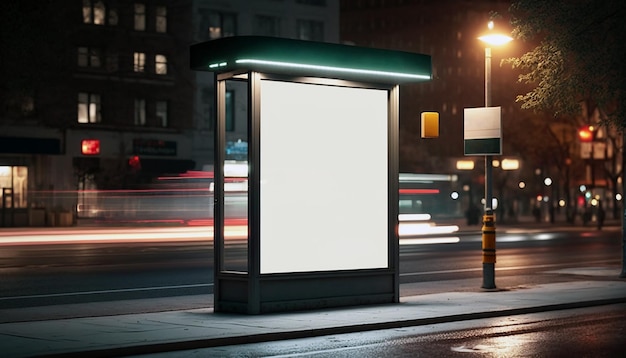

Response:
(260, 80), (389, 273)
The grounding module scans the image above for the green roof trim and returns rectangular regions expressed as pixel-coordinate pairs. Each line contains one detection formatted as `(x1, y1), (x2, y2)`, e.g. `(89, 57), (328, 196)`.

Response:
(190, 36), (432, 84)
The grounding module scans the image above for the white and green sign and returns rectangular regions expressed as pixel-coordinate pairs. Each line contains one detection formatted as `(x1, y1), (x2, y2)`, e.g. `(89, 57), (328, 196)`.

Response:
(464, 107), (502, 155)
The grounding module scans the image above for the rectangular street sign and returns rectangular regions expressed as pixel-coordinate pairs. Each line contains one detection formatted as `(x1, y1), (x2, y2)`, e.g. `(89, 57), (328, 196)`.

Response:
(464, 107), (502, 155)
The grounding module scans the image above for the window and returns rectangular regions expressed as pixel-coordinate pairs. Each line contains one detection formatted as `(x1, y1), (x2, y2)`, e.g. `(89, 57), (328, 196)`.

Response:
(78, 93), (102, 123)
(108, 8), (119, 25)
(83, 0), (106, 25)
(156, 101), (168, 127)
(297, 19), (324, 41)
(78, 47), (102, 68)
(134, 52), (146, 72)
(155, 54), (167, 75)
(0, 166), (28, 209)
(255, 15), (280, 36)
(21, 95), (34, 116)
(134, 3), (146, 31)
(156, 6), (167, 33)
(134, 99), (146, 126)
(296, 0), (327, 5)
(225, 90), (234, 131)
(201, 87), (213, 130)
(207, 12), (237, 39)
(106, 53), (118, 72)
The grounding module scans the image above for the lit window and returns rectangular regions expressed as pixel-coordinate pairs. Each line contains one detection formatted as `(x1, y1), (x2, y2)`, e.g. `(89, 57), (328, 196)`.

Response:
(155, 54), (167, 74)
(156, 101), (168, 127)
(156, 6), (167, 33)
(207, 12), (236, 39)
(78, 92), (102, 124)
(82, 0), (106, 25)
(82, 0), (91, 24)
(134, 99), (146, 126)
(134, 3), (146, 31)
(0, 166), (28, 208)
(134, 52), (145, 72)
(297, 19), (324, 41)
(93, 1), (105, 24)
(78, 47), (102, 68)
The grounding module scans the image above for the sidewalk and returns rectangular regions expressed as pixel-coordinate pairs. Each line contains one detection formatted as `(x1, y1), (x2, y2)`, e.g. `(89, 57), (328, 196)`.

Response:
(1, 270), (626, 358)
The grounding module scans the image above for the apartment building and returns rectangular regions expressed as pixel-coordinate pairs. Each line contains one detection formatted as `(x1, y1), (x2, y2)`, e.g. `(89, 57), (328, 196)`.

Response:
(0, 0), (339, 225)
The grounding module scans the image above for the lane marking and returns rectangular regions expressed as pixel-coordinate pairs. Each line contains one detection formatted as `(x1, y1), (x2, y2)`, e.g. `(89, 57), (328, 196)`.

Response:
(4, 260), (618, 300)
(0, 283), (213, 301)
(400, 260), (619, 277)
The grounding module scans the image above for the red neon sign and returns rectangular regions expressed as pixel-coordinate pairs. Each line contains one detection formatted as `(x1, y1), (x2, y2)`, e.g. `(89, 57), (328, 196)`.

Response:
(81, 139), (100, 155)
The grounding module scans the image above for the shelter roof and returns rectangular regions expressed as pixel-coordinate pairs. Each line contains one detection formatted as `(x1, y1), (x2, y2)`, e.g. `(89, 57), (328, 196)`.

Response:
(190, 36), (432, 84)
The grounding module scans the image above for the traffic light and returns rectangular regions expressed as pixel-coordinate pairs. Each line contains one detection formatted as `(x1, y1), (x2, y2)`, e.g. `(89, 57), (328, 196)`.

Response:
(578, 125), (595, 142)
(128, 155), (141, 170)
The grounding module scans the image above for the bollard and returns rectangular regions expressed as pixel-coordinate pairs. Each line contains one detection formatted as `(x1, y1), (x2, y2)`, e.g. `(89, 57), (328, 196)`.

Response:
(481, 213), (496, 289)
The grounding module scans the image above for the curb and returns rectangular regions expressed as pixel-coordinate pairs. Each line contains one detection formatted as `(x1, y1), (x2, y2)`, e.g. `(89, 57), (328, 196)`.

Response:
(37, 296), (626, 358)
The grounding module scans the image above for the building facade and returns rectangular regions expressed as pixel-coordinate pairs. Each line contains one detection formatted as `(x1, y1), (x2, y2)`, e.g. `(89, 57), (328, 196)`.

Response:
(190, 0), (339, 170)
(0, 0), (339, 226)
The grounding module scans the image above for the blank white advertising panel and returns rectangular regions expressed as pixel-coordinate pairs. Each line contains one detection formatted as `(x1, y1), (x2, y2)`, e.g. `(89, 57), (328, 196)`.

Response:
(259, 80), (389, 274)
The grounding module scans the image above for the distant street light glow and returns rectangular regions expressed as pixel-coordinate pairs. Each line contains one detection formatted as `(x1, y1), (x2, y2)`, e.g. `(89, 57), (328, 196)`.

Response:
(456, 160), (475, 170)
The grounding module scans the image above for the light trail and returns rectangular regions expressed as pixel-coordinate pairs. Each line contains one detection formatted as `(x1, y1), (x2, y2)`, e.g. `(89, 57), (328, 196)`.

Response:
(400, 237), (460, 245)
(0, 226), (246, 245)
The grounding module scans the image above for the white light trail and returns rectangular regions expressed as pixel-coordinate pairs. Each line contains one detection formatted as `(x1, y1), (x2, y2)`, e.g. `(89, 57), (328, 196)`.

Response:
(0, 226), (247, 245)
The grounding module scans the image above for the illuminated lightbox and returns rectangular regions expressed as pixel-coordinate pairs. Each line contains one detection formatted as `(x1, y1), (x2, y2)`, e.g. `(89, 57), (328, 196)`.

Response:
(259, 80), (389, 273)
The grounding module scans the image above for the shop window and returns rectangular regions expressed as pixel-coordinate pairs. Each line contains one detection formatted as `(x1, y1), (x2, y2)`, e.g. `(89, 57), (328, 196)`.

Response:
(0, 166), (28, 209)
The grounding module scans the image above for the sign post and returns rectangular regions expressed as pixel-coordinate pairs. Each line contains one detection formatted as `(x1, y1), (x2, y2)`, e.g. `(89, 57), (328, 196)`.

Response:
(464, 106), (502, 289)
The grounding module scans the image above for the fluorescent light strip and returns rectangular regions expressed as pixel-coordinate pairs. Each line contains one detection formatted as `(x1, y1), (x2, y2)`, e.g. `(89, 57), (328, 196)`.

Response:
(209, 62), (228, 68)
(236, 59), (431, 80)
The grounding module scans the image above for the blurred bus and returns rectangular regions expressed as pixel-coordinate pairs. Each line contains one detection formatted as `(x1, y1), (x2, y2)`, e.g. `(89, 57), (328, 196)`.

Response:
(71, 171), (462, 225)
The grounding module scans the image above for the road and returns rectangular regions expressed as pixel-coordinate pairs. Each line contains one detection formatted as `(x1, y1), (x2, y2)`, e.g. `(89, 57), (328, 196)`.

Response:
(0, 224), (621, 320)
(140, 304), (626, 357)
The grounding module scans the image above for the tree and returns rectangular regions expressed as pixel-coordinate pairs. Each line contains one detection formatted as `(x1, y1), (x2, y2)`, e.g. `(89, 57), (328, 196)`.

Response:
(505, 0), (626, 276)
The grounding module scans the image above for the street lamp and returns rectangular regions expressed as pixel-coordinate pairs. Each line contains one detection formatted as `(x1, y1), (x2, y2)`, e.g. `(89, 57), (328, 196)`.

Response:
(478, 21), (512, 290)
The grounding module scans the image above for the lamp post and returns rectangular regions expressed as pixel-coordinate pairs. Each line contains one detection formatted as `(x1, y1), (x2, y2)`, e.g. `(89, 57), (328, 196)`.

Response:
(477, 21), (512, 289)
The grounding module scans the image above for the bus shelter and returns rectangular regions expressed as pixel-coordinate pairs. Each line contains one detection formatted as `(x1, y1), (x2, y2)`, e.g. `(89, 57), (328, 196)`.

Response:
(190, 36), (432, 314)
